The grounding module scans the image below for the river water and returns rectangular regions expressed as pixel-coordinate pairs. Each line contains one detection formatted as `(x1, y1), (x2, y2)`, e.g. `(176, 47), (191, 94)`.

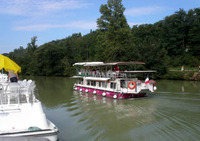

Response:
(26, 77), (200, 141)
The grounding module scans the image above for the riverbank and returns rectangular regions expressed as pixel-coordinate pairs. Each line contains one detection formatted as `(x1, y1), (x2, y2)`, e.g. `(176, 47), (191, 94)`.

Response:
(161, 71), (200, 81)
(19, 69), (200, 81)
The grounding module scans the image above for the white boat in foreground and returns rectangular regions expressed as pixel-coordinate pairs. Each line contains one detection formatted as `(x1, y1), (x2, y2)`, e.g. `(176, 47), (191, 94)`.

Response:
(73, 61), (157, 99)
(0, 76), (59, 141)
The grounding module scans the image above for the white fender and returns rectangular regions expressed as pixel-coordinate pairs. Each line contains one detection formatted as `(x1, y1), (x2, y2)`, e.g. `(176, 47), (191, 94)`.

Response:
(153, 86), (157, 91)
(93, 90), (96, 94)
(113, 95), (117, 99)
(85, 89), (88, 92)
(80, 89), (82, 91)
(122, 88), (127, 93)
(102, 92), (106, 97)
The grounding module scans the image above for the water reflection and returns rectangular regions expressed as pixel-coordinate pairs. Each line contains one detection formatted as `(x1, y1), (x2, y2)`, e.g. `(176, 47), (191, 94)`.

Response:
(157, 80), (200, 94)
(22, 76), (77, 108)
(62, 91), (158, 141)
(21, 77), (200, 141)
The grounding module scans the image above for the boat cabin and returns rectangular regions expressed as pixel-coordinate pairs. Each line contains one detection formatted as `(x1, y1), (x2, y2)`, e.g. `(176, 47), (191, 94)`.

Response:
(73, 62), (157, 99)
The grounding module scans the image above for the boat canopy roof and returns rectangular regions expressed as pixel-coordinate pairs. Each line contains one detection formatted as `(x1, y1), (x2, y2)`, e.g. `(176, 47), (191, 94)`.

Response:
(85, 77), (110, 81)
(104, 61), (145, 66)
(73, 62), (86, 66)
(73, 61), (145, 67)
(123, 70), (157, 73)
(82, 62), (104, 66)
(73, 62), (104, 66)
(71, 76), (84, 78)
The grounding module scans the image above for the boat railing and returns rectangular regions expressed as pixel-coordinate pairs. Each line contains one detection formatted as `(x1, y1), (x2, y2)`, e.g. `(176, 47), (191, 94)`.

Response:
(0, 73), (8, 83)
(0, 80), (38, 109)
(77, 69), (128, 79)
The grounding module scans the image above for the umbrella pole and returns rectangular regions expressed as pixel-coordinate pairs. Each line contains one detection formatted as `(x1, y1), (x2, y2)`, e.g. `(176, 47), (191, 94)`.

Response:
(1, 69), (2, 80)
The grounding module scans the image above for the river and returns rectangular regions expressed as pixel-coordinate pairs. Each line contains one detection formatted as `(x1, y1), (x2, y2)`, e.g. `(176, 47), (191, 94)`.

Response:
(26, 77), (200, 141)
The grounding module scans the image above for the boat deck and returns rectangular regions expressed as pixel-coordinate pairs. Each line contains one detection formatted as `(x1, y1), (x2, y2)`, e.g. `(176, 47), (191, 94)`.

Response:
(0, 80), (38, 109)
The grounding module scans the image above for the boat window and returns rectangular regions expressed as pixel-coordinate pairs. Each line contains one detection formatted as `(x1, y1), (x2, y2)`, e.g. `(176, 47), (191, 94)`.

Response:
(110, 82), (116, 89)
(78, 79), (83, 84)
(120, 80), (125, 88)
(102, 82), (107, 88)
(99, 82), (102, 87)
(87, 81), (90, 85)
(91, 81), (96, 86)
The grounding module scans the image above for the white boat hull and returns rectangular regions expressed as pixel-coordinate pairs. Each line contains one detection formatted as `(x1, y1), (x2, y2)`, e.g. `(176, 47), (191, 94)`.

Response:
(0, 102), (59, 140)
(0, 128), (58, 141)
(0, 81), (59, 141)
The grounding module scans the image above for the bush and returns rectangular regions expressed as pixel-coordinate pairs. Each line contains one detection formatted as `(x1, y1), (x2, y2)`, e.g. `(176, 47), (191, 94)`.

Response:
(161, 71), (196, 80)
(171, 54), (200, 67)
(162, 71), (185, 80)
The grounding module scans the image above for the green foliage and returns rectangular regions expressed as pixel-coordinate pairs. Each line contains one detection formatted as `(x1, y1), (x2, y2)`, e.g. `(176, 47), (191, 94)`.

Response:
(5, 2), (200, 79)
(162, 71), (195, 80)
(96, 0), (132, 62)
(171, 54), (200, 67)
(27, 36), (38, 54)
(162, 71), (185, 80)
(187, 8), (200, 58)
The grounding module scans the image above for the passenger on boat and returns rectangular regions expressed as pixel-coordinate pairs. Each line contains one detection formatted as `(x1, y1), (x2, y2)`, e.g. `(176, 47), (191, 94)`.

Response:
(86, 67), (91, 76)
(114, 65), (120, 71)
(91, 68), (95, 76)
(114, 65), (120, 77)
(7, 72), (19, 82)
(107, 69), (113, 77)
(96, 69), (100, 77)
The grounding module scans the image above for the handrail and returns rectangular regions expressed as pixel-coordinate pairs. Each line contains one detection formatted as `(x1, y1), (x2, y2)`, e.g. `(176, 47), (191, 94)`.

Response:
(0, 81), (37, 107)
(76, 70), (129, 79)
(0, 83), (3, 107)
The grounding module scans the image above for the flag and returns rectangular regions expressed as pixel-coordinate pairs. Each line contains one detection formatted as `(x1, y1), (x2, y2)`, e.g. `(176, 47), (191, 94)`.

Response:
(145, 77), (150, 84)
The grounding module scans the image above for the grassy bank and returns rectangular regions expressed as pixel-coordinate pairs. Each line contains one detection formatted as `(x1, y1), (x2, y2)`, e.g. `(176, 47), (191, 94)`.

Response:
(161, 70), (200, 81)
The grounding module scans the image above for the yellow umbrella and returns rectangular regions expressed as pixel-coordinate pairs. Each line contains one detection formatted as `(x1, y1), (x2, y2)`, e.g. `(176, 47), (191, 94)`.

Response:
(0, 54), (21, 73)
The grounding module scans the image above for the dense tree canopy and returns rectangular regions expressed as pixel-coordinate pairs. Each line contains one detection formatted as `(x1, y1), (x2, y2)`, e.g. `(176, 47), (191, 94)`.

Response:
(4, 0), (200, 78)
(96, 0), (132, 62)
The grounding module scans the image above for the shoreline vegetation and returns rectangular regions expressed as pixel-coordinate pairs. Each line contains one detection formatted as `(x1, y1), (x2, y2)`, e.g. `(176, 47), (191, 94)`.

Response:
(2, 0), (200, 81)
(163, 70), (200, 81)
(21, 70), (200, 81)
(164, 66), (200, 81)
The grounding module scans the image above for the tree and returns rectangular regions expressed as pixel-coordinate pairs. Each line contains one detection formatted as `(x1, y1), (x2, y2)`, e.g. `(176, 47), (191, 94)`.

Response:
(26, 36), (38, 75)
(187, 8), (200, 58)
(96, 0), (132, 62)
(159, 9), (188, 56)
(6, 7), (200, 77)
(27, 36), (38, 54)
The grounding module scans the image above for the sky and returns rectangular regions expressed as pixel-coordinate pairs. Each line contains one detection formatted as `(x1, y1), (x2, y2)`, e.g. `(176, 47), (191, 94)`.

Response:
(0, 0), (199, 54)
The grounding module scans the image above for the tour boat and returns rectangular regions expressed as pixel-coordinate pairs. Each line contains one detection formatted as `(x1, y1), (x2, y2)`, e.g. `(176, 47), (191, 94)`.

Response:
(0, 76), (59, 140)
(72, 61), (157, 99)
